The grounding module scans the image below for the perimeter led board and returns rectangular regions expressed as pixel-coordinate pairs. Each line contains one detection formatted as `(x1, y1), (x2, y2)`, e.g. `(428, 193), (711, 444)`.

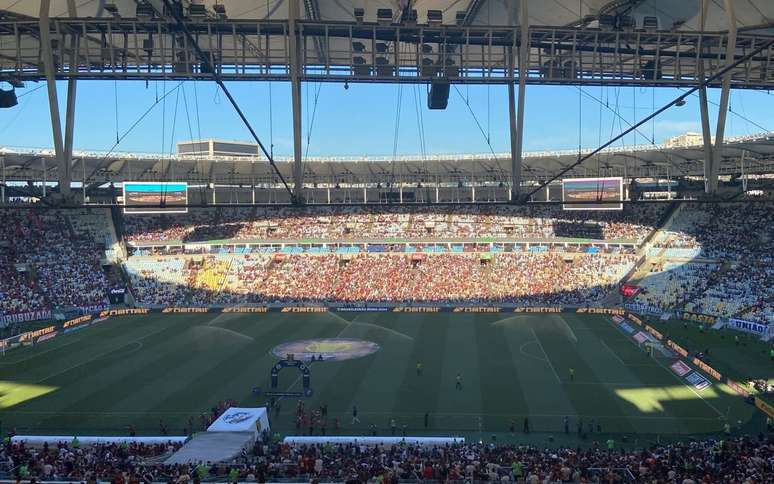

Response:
(561, 177), (623, 210)
(123, 182), (188, 214)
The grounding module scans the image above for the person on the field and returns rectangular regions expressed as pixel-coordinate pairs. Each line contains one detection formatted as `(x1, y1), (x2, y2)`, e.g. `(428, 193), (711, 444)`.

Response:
(563, 416), (569, 434)
(390, 418), (397, 435)
(523, 417), (530, 434)
(351, 405), (360, 425)
(455, 373), (462, 390)
(569, 368), (575, 381)
(424, 412), (429, 428)
(416, 361), (423, 376)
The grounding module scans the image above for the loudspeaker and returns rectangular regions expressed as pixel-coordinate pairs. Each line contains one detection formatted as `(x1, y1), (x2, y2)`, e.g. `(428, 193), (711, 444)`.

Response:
(428, 81), (449, 110)
(0, 87), (17, 108)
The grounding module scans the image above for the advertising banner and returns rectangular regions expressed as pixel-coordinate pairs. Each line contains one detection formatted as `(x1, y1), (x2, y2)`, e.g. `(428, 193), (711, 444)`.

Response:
(620, 284), (641, 298)
(727, 379), (750, 398)
(692, 358), (722, 381)
(514, 307), (564, 313)
(0, 310), (52, 326)
(729, 318), (770, 336)
(755, 397), (774, 419)
(685, 372), (711, 391)
(670, 361), (692, 377)
(681, 311), (716, 324)
(625, 302), (662, 315)
(666, 340), (689, 358)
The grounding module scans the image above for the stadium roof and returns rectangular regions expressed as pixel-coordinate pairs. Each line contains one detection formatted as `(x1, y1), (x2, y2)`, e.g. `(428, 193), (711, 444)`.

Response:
(3, 1), (774, 32)
(3, 1), (774, 88)
(2, 132), (773, 186)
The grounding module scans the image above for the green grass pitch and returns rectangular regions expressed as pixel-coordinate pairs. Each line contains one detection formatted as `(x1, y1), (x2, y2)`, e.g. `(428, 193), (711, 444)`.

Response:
(0, 312), (758, 442)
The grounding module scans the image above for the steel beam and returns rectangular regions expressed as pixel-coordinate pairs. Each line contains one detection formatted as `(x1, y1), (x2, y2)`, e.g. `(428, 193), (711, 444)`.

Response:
(289, 0), (304, 203)
(3, 19), (774, 88)
(708, 0), (738, 194)
(511, 1), (528, 201)
(39, 0), (70, 197)
(64, 18), (78, 202)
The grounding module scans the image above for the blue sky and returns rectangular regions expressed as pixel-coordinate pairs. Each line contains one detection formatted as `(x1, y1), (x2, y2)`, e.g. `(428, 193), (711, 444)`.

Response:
(1, 80), (772, 157)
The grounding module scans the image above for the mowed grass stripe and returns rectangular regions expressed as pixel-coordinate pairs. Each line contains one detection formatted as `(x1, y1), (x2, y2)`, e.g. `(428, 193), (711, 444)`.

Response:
(104, 312), (291, 415)
(568, 315), (686, 435)
(526, 315), (633, 433)
(333, 321), (417, 427)
(573, 315), (726, 435)
(0, 316), (180, 381)
(476, 314), (532, 433)
(147, 313), (344, 429)
(391, 314), (450, 427)
(502, 316), (575, 432)
(433, 315), (485, 432)
(303, 325), (386, 432)
(9, 316), (197, 433)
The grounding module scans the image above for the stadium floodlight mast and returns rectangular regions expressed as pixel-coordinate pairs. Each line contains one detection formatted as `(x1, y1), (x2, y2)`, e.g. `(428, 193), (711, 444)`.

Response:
(158, 0), (296, 204)
(521, 35), (774, 204)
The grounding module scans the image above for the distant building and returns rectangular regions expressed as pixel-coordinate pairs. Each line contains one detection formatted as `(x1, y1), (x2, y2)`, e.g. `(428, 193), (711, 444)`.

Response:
(664, 132), (713, 148)
(177, 139), (259, 158)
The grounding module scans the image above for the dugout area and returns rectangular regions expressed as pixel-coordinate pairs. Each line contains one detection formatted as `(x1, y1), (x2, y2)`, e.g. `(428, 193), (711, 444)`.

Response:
(0, 311), (762, 441)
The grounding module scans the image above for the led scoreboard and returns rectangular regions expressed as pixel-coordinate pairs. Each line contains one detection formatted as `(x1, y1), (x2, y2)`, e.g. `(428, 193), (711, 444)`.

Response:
(122, 182), (188, 214)
(562, 177), (624, 210)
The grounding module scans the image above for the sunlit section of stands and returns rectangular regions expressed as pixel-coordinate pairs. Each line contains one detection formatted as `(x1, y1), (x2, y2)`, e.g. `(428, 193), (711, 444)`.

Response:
(633, 262), (718, 312)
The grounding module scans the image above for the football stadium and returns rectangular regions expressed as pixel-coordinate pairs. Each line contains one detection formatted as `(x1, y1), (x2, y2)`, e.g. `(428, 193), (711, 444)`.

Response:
(1, 1), (774, 482)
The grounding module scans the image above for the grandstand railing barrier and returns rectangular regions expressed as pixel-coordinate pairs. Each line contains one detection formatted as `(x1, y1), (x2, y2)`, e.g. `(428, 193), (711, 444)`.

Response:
(282, 436), (465, 446)
(10, 436), (187, 446)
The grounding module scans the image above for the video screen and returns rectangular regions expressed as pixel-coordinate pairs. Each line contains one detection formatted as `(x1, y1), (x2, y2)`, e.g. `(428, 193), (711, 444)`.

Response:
(562, 177), (623, 210)
(123, 182), (188, 214)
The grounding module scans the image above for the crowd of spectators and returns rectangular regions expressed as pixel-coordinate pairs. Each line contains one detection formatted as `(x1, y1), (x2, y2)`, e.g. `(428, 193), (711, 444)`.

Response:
(3, 434), (772, 482)
(645, 202), (773, 323)
(126, 253), (636, 306)
(0, 210), (110, 321)
(123, 204), (666, 244)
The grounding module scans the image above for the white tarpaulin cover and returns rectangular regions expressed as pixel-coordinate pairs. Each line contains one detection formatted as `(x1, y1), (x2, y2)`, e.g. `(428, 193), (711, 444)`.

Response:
(283, 436), (465, 446)
(164, 432), (253, 465)
(207, 407), (269, 435)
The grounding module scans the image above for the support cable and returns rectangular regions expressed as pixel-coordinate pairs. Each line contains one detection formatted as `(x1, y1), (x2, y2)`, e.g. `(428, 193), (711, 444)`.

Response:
(521, 37), (774, 202)
(452, 85), (498, 159)
(86, 81), (183, 183)
(160, 0), (293, 201)
(304, 82), (323, 159)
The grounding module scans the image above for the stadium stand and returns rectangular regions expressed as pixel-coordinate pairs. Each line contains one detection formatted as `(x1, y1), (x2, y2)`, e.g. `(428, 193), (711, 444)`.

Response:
(2, 436), (772, 482)
(641, 202), (773, 323)
(3, 201), (772, 325)
(0, 210), (112, 319)
(123, 253), (636, 306)
(122, 204), (666, 244)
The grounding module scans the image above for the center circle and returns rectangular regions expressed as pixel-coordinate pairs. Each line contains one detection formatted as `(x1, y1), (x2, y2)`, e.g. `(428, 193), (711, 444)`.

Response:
(271, 338), (380, 361)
